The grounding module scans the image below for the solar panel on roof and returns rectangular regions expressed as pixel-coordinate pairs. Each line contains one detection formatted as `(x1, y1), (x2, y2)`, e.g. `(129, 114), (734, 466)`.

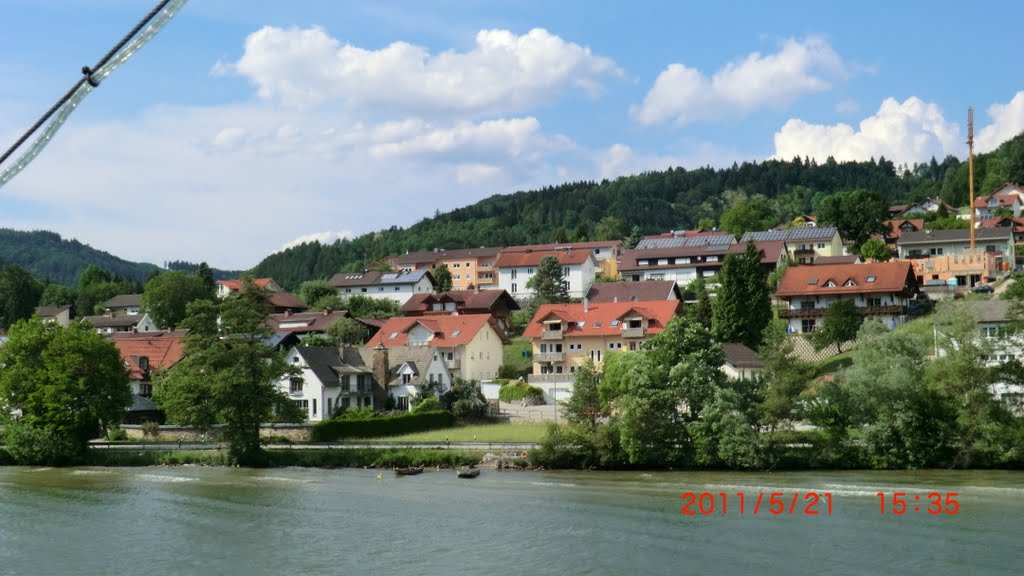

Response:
(636, 234), (734, 249)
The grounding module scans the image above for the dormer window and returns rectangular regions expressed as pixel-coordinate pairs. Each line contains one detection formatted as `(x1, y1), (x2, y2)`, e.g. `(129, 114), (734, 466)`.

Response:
(823, 280), (836, 288)
(138, 356), (149, 371)
(843, 279), (857, 287)
(627, 318), (642, 329)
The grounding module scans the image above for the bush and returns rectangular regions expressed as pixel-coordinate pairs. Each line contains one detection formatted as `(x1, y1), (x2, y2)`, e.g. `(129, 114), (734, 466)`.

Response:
(106, 427), (128, 441)
(498, 381), (545, 403)
(262, 435), (293, 445)
(142, 421), (161, 439)
(497, 364), (528, 379)
(335, 407), (377, 421)
(4, 423), (83, 466)
(451, 399), (487, 419)
(412, 397), (443, 414)
(310, 410), (456, 441)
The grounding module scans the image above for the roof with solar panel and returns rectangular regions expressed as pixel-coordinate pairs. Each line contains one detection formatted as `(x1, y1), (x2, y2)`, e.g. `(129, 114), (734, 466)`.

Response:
(635, 234), (736, 249)
(740, 226), (839, 242)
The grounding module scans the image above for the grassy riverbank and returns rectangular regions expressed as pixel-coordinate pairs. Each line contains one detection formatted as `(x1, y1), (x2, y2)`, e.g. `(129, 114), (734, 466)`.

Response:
(82, 448), (485, 468)
(365, 422), (549, 443)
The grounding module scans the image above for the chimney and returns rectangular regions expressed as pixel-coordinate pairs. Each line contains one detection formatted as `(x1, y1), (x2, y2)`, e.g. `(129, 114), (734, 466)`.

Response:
(473, 283), (479, 294)
(371, 344), (390, 411)
(613, 296), (618, 303)
(583, 298), (589, 313)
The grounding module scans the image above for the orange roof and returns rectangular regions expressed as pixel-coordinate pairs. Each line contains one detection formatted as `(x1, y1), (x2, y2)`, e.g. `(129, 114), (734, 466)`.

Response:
(775, 261), (915, 298)
(217, 278), (276, 291)
(974, 193), (1021, 208)
(522, 300), (680, 339)
(111, 331), (187, 379)
(495, 249), (594, 268)
(885, 219), (925, 241)
(365, 314), (498, 348)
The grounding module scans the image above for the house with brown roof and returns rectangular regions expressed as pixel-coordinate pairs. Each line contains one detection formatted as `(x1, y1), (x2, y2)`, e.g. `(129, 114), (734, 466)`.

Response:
(720, 343), (766, 380)
(111, 330), (187, 397)
(364, 314), (505, 382)
(102, 294), (143, 316)
(585, 280), (683, 303)
(495, 247), (598, 300)
(897, 228), (1013, 288)
(35, 305), (72, 327)
(393, 247), (502, 290)
(215, 277), (282, 298)
(620, 234), (739, 286)
(883, 218), (925, 248)
(888, 197), (956, 219)
(979, 216), (1024, 243)
(521, 300), (680, 396)
(267, 291), (308, 314)
(775, 261), (918, 334)
(267, 309), (351, 336)
(328, 269), (435, 306)
(974, 183), (1024, 219)
(399, 289), (519, 332)
(502, 240), (622, 277)
(346, 346), (454, 412)
(81, 312), (158, 336)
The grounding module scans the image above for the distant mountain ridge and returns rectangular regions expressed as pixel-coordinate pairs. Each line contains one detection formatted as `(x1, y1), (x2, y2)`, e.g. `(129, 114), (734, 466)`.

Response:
(0, 229), (239, 285)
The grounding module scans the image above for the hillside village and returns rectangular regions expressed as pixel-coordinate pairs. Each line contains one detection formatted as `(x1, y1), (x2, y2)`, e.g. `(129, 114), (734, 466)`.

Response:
(6, 181), (1024, 430)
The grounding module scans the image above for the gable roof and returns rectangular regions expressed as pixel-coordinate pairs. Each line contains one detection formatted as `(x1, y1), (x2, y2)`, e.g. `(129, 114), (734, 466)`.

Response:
(619, 243), (748, 272)
(897, 227), (1013, 246)
(740, 226), (839, 243)
(217, 278), (278, 292)
(268, 291), (307, 311)
(268, 310), (351, 333)
(294, 346), (370, 386)
(885, 219), (926, 241)
(810, 255), (862, 265)
(36, 305), (71, 318)
(399, 289), (520, 314)
(365, 314), (500, 348)
(82, 314), (149, 329)
(521, 300), (680, 339)
(349, 346), (442, 388)
(111, 331), (187, 379)
(494, 249), (596, 268)
(395, 247), (501, 266)
(775, 261), (915, 298)
(721, 343), (766, 369)
(636, 233), (735, 250)
(974, 189), (1024, 208)
(103, 294), (143, 308)
(328, 269), (434, 288)
(960, 300), (1012, 323)
(585, 280), (682, 303)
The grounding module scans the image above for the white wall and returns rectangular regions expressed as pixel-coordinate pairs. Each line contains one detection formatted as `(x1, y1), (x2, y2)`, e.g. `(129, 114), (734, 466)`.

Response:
(498, 257), (596, 300)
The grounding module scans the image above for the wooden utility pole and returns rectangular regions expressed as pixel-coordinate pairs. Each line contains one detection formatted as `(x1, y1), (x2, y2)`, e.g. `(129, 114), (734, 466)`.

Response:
(968, 107), (976, 253)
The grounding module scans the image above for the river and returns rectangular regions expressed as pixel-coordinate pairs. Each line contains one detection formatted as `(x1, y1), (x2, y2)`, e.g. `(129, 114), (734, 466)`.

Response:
(0, 466), (1021, 575)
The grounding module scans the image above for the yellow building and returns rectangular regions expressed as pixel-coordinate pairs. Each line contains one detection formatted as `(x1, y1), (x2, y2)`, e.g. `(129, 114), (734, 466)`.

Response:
(393, 248), (501, 290)
(740, 226), (844, 264)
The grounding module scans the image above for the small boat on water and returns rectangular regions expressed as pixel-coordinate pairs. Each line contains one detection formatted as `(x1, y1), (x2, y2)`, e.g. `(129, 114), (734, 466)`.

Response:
(456, 467), (480, 479)
(394, 466), (424, 476)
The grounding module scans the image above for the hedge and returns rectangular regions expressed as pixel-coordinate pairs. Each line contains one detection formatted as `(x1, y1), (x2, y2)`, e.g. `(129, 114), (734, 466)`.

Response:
(498, 381), (545, 403)
(310, 410), (456, 442)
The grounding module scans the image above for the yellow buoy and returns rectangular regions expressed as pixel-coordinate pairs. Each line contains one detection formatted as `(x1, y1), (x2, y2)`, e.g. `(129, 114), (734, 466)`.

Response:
(376, 472), (382, 481)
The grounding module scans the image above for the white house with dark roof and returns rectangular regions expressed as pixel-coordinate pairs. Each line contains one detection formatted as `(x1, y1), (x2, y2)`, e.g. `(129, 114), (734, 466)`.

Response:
(81, 313), (158, 336)
(619, 234), (739, 286)
(328, 269), (435, 305)
(346, 346), (453, 412)
(720, 343), (766, 380)
(103, 294), (143, 316)
(36, 305), (72, 327)
(281, 346), (376, 421)
(494, 248), (597, 300)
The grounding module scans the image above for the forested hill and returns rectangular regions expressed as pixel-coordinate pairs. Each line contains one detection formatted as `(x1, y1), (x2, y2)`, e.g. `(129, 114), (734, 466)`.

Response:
(0, 230), (239, 286)
(255, 133), (1024, 289)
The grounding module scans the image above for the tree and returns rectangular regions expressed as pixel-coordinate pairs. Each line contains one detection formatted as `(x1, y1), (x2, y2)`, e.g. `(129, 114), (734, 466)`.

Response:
(341, 294), (399, 319)
(0, 264), (43, 329)
(326, 316), (367, 346)
(758, 320), (815, 427)
(593, 216), (628, 242)
(298, 279), (337, 308)
(154, 280), (303, 465)
(816, 189), (889, 247)
(562, 359), (602, 430)
(719, 199), (777, 235)
(38, 283), (76, 307)
(195, 262), (216, 294)
(626, 225), (643, 249)
(0, 319), (132, 463)
(712, 242), (771, 349)
(433, 264), (453, 292)
(526, 255), (569, 304)
(993, 206), (1015, 219)
(688, 276), (713, 329)
(142, 271), (215, 329)
(810, 300), (864, 353)
(859, 237), (892, 262)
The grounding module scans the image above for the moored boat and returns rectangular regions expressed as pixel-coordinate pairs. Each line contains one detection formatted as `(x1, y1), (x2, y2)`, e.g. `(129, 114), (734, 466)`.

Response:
(394, 466), (424, 476)
(456, 467), (480, 478)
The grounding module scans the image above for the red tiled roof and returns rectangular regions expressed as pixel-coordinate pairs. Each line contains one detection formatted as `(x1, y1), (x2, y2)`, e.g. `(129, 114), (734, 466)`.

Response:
(585, 281), (682, 303)
(884, 219), (925, 241)
(365, 314), (498, 348)
(495, 249), (594, 268)
(399, 289), (519, 314)
(775, 261), (915, 298)
(752, 240), (787, 264)
(980, 217), (1024, 232)
(217, 278), (276, 291)
(974, 193), (1021, 208)
(521, 300), (680, 339)
(111, 331), (187, 379)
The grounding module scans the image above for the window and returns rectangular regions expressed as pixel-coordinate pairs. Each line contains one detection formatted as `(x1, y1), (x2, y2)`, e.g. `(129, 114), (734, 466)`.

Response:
(801, 319), (816, 333)
(465, 262), (470, 267)
(345, 288), (352, 293)
(867, 276), (876, 282)
(817, 242), (825, 249)
(390, 331), (399, 339)
(394, 286), (400, 291)
(511, 269), (517, 279)
(982, 326), (1003, 339)
(138, 356), (149, 371)
(610, 319), (620, 327)
(930, 247), (944, 256)
(402, 373), (411, 384)
(608, 342), (622, 350)
(562, 281), (570, 292)
(570, 366), (577, 373)
(341, 375), (351, 392)
(312, 399), (317, 417)
(562, 267), (570, 276)
(361, 288), (367, 292)
(511, 283), (518, 293)
(628, 319), (642, 329)
(986, 245), (997, 252)
(294, 399), (309, 415)
(629, 341), (637, 351)
(139, 383), (152, 396)
(327, 398), (332, 416)
(341, 397), (350, 409)
(357, 374), (368, 392)
(867, 298), (882, 307)
(527, 268), (534, 274)
(290, 380), (303, 393)
(379, 287), (384, 292)
(843, 279), (857, 287)
(823, 280), (836, 287)
(453, 263), (460, 268)
(396, 396), (409, 411)
(453, 274), (460, 280)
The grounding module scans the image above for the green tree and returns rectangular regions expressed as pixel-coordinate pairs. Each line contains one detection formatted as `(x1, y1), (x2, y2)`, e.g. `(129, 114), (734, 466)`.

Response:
(816, 189), (889, 246)
(993, 206), (1015, 218)
(688, 276), (712, 329)
(326, 316), (367, 346)
(562, 359), (602, 430)
(758, 319), (815, 428)
(433, 264), (453, 292)
(0, 264), (43, 329)
(927, 216), (969, 230)
(691, 387), (763, 469)
(712, 242), (771, 349)
(154, 280), (303, 465)
(593, 216), (628, 242)
(719, 198), (777, 235)
(0, 319), (132, 463)
(195, 262), (216, 294)
(298, 279), (338, 308)
(526, 255), (569, 304)
(38, 283), (76, 307)
(142, 271), (215, 330)
(342, 294), (399, 319)
(697, 217), (716, 231)
(810, 300), (864, 353)
(626, 225), (643, 249)
(859, 237), (892, 261)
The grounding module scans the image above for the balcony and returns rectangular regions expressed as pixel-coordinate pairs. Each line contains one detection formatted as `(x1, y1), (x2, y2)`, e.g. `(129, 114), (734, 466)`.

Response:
(533, 352), (564, 363)
(778, 307), (826, 319)
(779, 305), (907, 319)
(446, 359), (461, 371)
(620, 326), (646, 338)
(793, 246), (815, 255)
(541, 329), (563, 340)
(528, 373), (573, 384)
(861, 305), (907, 316)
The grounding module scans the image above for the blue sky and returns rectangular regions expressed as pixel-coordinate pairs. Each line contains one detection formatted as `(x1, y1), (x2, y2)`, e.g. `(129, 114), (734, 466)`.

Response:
(1, 0), (1022, 269)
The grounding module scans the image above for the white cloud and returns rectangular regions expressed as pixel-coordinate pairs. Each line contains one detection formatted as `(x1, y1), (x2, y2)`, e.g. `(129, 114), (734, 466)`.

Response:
(367, 117), (572, 162)
(631, 36), (847, 126)
(976, 90), (1024, 153)
(281, 230), (353, 251)
(836, 99), (859, 113)
(227, 26), (621, 115)
(773, 96), (961, 165)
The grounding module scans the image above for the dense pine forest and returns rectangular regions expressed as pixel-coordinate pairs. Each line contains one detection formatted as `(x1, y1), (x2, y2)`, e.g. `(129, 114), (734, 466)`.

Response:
(0, 230), (160, 285)
(253, 133), (1024, 289)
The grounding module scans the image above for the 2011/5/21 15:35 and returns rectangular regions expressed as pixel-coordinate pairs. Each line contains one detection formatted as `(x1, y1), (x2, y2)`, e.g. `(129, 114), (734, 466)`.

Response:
(680, 492), (833, 515)
(877, 492), (959, 515)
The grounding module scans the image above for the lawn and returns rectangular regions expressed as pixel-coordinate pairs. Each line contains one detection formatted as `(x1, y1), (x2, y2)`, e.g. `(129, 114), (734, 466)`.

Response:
(367, 422), (550, 443)
(502, 337), (532, 376)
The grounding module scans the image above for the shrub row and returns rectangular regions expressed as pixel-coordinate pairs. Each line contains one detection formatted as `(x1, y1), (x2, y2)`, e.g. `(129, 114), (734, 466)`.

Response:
(310, 410), (456, 442)
(498, 381), (545, 403)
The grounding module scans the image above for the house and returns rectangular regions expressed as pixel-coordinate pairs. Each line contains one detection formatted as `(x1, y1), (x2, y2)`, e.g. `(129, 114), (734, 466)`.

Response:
(585, 280), (683, 303)
(620, 234), (739, 286)
(721, 343), (766, 380)
(501, 240), (623, 279)
(267, 309), (352, 337)
(745, 239), (790, 274)
(811, 255), (862, 265)
(364, 314), (505, 382)
(102, 294), (143, 316)
(35, 305), (72, 327)
(897, 228), (1013, 288)
(267, 291), (308, 314)
(772, 215), (817, 229)
(345, 345), (454, 412)
(775, 261), (918, 334)
(740, 227), (844, 264)
(81, 313), (158, 335)
(393, 247), (502, 290)
(328, 269), (435, 306)
(215, 277), (282, 298)
(888, 197), (956, 218)
(521, 299), (680, 401)
(979, 217), (1024, 244)
(399, 288), (520, 332)
(494, 248), (598, 300)
(883, 219), (925, 248)
(281, 346), (376, 421)
(111, 330), (187, 397)
(974, 184), (1024, 219)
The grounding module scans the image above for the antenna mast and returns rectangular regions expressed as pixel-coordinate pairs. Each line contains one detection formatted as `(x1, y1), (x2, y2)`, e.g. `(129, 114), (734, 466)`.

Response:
(968, 107), (975, 253)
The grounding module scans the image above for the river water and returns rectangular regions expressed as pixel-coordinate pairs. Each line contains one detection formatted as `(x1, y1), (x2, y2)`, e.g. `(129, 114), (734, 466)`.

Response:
(0, 466), (1021, 575)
